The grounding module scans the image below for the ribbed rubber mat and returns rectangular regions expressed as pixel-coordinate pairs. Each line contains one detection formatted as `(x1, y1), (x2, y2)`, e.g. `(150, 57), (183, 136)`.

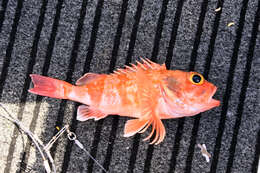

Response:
(0, 0), (259, 172)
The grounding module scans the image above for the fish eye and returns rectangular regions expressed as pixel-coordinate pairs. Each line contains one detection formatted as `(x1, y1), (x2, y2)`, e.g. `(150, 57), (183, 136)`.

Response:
(190, 73), (204, 85)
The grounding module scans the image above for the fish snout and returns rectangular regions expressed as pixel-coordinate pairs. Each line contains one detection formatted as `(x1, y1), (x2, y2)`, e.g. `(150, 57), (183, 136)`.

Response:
(207, 86), (220, 108)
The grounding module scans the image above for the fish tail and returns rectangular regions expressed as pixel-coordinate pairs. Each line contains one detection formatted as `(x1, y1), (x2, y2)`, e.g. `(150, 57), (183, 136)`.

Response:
(29, 74), (72, 99)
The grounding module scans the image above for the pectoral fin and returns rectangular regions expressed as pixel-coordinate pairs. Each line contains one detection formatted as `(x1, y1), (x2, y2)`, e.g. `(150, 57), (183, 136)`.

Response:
(124, 118), (149, 137)
(123, 114), (166, 145)
(142, 117), (166, 145)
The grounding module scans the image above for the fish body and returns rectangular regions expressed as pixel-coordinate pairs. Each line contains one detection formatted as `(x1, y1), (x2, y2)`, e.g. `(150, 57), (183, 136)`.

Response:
(29, 58), (220, 144)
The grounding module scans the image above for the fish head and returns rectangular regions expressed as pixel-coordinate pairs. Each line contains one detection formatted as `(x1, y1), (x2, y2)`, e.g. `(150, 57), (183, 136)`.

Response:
(161, 70), (220, 116)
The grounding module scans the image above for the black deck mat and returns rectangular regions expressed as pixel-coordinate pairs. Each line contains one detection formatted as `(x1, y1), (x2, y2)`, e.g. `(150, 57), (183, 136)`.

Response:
(0, 0), (259, 172)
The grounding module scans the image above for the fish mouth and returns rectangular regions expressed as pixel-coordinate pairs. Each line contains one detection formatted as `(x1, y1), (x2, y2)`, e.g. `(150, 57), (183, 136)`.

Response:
(208, 86), (220, 107)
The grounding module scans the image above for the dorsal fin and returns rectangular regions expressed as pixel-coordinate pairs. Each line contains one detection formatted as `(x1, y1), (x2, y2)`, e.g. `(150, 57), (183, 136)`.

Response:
(76, 73), (101, 86)
(139, 58), (166, 70)
(113, 58), (166, 75)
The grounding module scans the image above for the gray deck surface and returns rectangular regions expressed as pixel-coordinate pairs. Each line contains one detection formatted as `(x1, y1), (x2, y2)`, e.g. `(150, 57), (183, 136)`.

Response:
(0, 0), (259, 172)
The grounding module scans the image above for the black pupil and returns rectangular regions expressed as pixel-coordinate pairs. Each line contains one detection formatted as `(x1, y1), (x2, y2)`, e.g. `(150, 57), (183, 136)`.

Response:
(192, 74), (201, 83)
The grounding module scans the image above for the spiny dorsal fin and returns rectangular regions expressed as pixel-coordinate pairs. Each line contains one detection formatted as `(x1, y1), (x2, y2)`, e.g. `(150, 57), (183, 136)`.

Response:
(113, 58), (166, 75)
(139, 58), (166, 70)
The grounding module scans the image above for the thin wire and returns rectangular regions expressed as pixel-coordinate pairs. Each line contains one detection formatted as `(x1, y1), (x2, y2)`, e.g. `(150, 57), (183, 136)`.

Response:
(0, 103), (46, 157)
(0, 103), (107, 173)
(45, 125), (69, 151)
(0, 103), (55, 173)
(66, 130), (108, 173)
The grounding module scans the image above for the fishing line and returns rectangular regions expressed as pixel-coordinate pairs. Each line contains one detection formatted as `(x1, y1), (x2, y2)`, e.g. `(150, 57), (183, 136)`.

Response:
(0, 103), (108, 173)
(66, 129), (108, 173)
(0, 103), (53, 172)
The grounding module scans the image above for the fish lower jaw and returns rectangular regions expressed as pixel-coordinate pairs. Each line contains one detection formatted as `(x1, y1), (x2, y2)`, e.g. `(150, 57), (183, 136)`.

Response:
(207, 86), (219, 104)
(208, 98), (220, 108)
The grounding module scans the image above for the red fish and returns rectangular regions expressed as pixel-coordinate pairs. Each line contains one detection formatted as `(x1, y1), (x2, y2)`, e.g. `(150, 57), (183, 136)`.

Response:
(29, 58), (220, 144)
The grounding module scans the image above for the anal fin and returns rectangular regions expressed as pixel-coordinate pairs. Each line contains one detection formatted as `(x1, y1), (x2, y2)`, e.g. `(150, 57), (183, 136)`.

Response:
(77, 105), (108, 121)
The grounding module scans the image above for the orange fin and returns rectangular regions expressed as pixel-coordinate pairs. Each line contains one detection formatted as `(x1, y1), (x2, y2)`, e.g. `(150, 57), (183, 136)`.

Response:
(77, 105), (108, 121)
(135, 79), (165, 144)
(113, 58), (166, 75)
(29, 74), (72, 99)
(124, 114), (166, 145)
(138, 57), (166, 70)
(76, 73), (101, 86)
(124, 118), (149, 137)
(142, 117), (166, 145)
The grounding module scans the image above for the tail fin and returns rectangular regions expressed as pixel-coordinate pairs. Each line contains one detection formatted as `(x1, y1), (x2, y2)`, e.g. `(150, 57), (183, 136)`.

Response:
(29, 74), (72, 99)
